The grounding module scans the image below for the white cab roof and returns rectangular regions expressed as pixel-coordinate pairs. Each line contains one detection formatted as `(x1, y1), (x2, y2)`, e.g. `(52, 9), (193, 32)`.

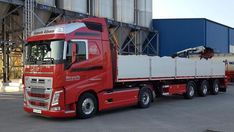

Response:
(31, 23), (86, 36)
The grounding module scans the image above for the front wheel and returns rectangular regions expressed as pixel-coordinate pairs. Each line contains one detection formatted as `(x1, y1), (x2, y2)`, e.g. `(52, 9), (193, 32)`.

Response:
(76, 93), (97, 119)
(138, 88), (152, 108)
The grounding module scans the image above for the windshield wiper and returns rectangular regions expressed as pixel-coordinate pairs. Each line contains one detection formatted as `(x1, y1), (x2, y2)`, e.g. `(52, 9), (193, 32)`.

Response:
(26, 57), (37, 64)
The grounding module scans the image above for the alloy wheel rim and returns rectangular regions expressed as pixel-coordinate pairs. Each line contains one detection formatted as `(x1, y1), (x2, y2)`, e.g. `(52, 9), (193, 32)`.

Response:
(82, 98), (95, 115)
(203, 85), (208, 94)
(214, 84), (219, 92)
(142, 92), (150, 105)
(189, 86), (195, 96)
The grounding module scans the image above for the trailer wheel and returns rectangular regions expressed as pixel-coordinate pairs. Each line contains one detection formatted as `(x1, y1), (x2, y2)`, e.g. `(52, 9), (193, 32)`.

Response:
(211, 79), (220, 95)
(184, 81), (196, 99)
(198, 80), (209, 97)
(76, 93), (97, 119)
(138, 88), (152, 108)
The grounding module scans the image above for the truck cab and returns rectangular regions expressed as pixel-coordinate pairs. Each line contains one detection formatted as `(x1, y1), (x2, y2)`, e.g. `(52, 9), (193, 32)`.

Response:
(23, 18), (115, 118)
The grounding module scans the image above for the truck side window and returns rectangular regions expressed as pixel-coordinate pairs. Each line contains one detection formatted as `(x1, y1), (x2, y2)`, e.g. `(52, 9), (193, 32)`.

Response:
(66, 43), (72, 65)
(66, 40), (88, 65)
(76, 41), (88, 62)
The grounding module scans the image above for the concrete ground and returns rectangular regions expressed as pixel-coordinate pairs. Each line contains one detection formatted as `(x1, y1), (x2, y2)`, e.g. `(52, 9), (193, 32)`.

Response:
(0, 86), (234, 132)
(0, 79), (22, 92)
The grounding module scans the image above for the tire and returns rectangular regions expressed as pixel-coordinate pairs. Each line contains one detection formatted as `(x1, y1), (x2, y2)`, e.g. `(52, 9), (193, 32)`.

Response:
(138, 88), (152, 108)
(76, 93), (97, 119)
(210, 79), (220, 95)
(184, 81), (196, 99)
(198, 80), (209, 97)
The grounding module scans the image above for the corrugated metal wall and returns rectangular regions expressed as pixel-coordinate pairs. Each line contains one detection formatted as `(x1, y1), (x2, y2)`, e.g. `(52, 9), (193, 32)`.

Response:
(229, 28), (234, 53)
(206, 21), (229, 53)
(229, 28), (234, 45)
(153, 19), (206, 56)
(153, 19), (233, 56)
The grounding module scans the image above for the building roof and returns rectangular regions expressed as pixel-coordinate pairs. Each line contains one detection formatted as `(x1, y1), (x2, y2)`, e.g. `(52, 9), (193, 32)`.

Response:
(153, 18), (234, 29)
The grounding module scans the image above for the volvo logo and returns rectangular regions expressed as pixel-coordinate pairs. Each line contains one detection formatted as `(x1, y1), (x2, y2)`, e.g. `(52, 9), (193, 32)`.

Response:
(66, 75), (80, 81)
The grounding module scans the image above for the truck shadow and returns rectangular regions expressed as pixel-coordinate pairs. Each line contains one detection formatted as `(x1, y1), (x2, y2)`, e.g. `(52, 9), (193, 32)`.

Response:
(96, 95), (186, 117)
(26, 114), (78, 122)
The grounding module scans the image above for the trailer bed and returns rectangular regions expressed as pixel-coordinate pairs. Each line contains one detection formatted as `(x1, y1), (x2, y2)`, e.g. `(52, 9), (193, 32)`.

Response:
(117, 55), (225, 82)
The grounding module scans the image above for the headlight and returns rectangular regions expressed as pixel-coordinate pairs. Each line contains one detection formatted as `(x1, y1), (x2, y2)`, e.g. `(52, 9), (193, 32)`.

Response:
(51, 90), (63, 106)
(51, 107), (61, 111)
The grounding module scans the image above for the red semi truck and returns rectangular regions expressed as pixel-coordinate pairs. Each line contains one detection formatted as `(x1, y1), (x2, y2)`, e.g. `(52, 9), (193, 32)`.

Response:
(23, 18), (227, 118)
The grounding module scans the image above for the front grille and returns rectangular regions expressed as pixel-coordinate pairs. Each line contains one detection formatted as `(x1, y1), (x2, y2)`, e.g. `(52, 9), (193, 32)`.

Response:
(31, 88), (46, 94)
(26, 88), (52, 110)
(25, 77), (53, 110)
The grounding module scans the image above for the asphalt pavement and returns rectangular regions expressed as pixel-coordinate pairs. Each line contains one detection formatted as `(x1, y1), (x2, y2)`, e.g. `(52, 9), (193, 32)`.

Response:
(0, 86), (234, 132)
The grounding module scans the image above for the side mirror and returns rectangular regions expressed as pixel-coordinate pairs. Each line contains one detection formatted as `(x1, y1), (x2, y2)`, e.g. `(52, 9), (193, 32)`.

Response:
(72, 43), (77, 64)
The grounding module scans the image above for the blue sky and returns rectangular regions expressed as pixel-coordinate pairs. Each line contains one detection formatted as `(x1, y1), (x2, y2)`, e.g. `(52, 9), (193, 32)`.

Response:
(153, 0), (234, 27)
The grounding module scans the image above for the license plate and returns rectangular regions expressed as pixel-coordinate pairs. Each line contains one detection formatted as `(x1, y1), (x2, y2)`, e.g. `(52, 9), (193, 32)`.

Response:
(33, 109), (42, 114)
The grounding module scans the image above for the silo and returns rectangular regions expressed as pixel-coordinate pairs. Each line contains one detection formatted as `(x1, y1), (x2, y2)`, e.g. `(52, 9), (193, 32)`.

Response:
(34, 0), (55, 28)
(34, 10), (52, 28)
(136, 0), (152, 27)
(36, 0), (55, 7)
(145, 0), (152, 28)
(18, 1), (54, 30)
(112, 0), (134, 49)
(114, 0), (135, 24)
(92, 0), (113, 19)
(110, 27), (132, 51)
(57, 0), (87, 14)
(135, 0), (152, 53)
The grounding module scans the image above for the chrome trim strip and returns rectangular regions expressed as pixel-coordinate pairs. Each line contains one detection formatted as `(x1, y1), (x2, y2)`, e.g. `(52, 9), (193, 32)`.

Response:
(30, 98), (49, 103)
(25, 64), (56, 67)
(63, 41), (67, 60)
(29, 97), (50, 102)
(65, 111), (76, 114)
(24, 72), (53, 75)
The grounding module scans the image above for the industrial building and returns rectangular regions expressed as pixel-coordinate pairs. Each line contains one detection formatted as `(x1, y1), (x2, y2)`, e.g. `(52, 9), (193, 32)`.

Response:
(0, 0), (157, 83)
(153, 18), (234, 56)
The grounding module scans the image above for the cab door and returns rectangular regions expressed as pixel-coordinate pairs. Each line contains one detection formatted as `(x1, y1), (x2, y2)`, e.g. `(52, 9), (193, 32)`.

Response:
(64, 39), (104, 99)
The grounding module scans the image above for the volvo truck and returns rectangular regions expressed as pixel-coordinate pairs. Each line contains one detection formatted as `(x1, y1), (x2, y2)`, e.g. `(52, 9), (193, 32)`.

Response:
(23, 18), (227, 118)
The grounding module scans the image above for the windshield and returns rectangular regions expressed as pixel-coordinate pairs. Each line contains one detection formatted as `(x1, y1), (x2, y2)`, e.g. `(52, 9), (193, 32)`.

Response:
(25, 40), (64, 65)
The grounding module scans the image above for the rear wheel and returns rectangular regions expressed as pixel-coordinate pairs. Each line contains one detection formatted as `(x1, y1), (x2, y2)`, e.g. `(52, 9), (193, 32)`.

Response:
(138, 87), (152, 108)
(76, 93), (97, 119)
(211, 79), (220, 95)
(198, 80), (209, 97)
(184, 81), (196, 99)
